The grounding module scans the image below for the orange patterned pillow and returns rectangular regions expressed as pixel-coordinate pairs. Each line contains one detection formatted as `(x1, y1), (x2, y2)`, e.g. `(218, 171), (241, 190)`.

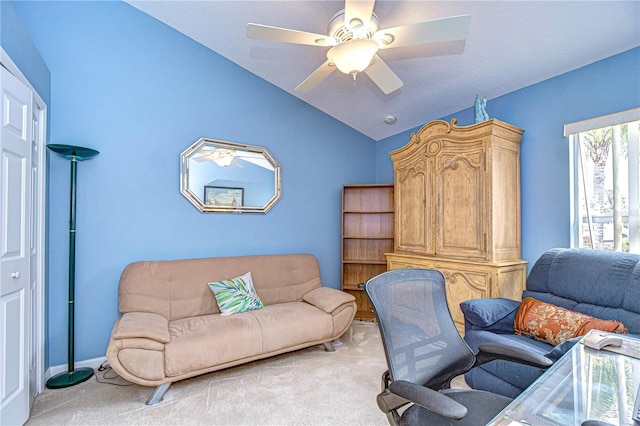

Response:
(514, 297), (627, 345)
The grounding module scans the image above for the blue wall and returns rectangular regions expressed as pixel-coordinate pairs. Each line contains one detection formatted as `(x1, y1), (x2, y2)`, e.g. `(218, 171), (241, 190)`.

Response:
(0, 0), (50, 105)
(376, 47), (640, 272)
(12, 1), (375, 367)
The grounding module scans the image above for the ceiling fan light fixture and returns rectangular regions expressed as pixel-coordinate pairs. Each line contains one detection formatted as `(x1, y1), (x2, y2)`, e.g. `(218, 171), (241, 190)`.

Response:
(213, 155), (234, 168)
(327, 38), (379, 76)
(204, 148), (235, 167)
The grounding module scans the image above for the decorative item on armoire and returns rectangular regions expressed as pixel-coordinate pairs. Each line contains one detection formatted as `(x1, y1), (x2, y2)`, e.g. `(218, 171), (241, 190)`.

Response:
(46, 144), (99, 389)
(474, 94), (489, 123)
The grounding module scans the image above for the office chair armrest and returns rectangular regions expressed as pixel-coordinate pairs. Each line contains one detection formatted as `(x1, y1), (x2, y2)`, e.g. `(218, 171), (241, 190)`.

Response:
(475, 342), (553, 368)
(389, 380), (467, 420)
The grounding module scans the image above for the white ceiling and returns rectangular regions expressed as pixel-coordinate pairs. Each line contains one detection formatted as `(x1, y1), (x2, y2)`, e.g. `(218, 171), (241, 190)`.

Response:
(125, 1), (640, 141)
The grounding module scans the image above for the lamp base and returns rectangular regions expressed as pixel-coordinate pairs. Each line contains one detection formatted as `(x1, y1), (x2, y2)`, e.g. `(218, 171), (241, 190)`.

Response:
(46, 367), (94, 389)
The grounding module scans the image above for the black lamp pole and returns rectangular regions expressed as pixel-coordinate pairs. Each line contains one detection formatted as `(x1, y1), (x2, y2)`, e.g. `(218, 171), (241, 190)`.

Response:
(46, 144), (99, 389)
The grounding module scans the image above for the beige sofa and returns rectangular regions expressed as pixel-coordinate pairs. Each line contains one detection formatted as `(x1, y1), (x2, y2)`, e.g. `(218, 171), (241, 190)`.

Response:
(106, 253), (356, 404)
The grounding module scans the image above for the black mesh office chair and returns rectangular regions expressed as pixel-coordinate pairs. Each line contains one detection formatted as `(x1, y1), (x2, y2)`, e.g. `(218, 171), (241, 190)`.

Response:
(364, 268), (552, 426)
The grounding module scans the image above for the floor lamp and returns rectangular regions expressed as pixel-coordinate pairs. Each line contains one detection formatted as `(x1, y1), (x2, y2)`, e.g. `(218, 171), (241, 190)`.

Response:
(46, 144), (99, 389)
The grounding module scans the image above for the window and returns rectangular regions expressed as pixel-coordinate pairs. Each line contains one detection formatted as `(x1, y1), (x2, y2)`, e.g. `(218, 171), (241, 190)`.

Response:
(566, 108), (640, 253)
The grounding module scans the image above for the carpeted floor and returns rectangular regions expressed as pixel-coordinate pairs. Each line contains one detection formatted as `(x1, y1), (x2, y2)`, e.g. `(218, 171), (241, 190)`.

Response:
(26, 321), (469, 425)
(26, 322), (390, 425)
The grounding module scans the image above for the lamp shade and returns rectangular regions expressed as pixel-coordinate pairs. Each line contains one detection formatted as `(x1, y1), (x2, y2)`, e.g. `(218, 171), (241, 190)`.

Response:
(327, 39), (379, 76)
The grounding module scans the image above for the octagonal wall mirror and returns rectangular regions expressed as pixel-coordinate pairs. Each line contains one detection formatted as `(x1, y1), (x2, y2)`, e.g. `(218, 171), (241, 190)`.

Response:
(180, 138), (281, 213)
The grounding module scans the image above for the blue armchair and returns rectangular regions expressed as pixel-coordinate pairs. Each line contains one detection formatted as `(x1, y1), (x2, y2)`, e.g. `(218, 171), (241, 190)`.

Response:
(461, 248), (640, 398)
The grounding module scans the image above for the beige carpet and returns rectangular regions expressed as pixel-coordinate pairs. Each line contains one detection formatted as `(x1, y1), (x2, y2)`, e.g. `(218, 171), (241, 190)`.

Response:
(27, 322), (390, 425)
(27, 321), (469, 425)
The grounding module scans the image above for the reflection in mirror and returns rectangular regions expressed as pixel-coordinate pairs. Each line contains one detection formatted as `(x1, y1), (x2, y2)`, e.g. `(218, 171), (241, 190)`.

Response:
(180, 138), (281, 213)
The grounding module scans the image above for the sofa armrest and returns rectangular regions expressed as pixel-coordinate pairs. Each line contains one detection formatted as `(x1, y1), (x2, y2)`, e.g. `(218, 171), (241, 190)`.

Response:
(460, 298), (521, 333)
(544, 336), (581, 361)
(303, 287), (355, 314)
(111, 312), (170, 343)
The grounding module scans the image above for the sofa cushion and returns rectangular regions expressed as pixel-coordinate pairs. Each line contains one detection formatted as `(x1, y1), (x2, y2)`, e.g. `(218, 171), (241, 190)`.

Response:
(249, 302), (334, 353)
(527, 248), (640, 319)
(118, 254), (323, 321)
(165, 313), (263, 377)
(514, 297), (628, 345)
(464, 332), (580, 399)
(164, 302), (335, 377)
(464, 368), (523, 399)
(208, 272), (264, 316)
(464, 330), (550, 393)
(460, 298), (520, 331)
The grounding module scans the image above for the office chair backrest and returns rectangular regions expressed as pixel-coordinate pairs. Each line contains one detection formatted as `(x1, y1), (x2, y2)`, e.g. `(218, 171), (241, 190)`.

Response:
(365, 269), (476, 390)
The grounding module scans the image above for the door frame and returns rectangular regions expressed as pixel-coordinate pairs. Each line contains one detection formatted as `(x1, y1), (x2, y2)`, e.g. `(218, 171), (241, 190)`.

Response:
(1, 47), (47, 396)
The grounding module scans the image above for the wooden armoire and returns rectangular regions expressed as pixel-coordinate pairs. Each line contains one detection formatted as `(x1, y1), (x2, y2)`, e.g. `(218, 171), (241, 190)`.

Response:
(385, 118), (527, 334)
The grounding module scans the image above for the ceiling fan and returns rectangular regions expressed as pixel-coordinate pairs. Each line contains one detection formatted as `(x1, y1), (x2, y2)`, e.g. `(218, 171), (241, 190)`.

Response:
(193, 147), (242, 168)
(193, 147), (273, 170)
(246, 0), (470, 94)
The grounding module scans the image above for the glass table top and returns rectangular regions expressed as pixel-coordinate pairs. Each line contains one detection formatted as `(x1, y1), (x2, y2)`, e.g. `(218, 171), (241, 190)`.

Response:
(487, 334), (640, 426)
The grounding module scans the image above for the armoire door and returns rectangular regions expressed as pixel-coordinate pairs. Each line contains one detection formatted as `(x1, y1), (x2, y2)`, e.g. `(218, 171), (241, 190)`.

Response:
(436, 144), (487, 259)
(1, 65), (33, 426)
(394, 156), (435, 254)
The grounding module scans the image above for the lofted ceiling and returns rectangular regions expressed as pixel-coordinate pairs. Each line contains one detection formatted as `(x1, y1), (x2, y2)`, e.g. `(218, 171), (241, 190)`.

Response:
(125, 1), (640, 141)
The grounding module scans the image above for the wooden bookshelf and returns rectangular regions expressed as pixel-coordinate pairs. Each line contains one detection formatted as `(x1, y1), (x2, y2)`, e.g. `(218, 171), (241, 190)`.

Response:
(341, 184), (394, 321)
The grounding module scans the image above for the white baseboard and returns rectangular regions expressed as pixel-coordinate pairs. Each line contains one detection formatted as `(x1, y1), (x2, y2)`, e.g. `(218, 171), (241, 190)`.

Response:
(44, 356), (107, 381)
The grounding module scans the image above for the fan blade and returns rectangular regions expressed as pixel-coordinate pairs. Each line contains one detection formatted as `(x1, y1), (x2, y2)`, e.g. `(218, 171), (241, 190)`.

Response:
(295, 60), (337, 92)
(375, 14), (471, 49)
(344, 0), (375, 30)
(363, 55), (403, 94)
(247, 23), (334, 46)
(193, 156), (212, 162)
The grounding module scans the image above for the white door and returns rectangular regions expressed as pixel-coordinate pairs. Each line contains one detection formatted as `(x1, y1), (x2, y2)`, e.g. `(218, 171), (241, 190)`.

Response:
(28, 99), (43, 414)
(0, 66), (33, 426)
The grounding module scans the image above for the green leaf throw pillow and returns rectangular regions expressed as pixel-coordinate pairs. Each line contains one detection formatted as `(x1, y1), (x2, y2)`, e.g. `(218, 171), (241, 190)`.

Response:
(208, 272), (264, 316)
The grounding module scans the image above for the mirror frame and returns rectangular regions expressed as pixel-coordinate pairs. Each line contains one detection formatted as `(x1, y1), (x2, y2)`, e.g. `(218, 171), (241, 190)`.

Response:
(180, 138), (282, 213)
